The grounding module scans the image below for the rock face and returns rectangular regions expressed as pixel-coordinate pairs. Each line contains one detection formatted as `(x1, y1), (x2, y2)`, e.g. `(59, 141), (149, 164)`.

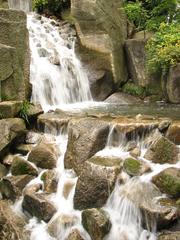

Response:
(152, 168), (180, 198)
(28, 142), (59, 169)
(124, 38), (160, 91)
(82, 208), (111, 240)
(72, 0), (128, 96)
(167, 64), (180, 103)
(64, 118), (109, 174)
(0, 101), (22, 118)
(22, 193), (56, 222)
(0, 200), (29, 240)
(74, 155), (121, 210)
(0, 118), (26, 154)
(144, 136), (179, 164)
(0, 9), (30, 101)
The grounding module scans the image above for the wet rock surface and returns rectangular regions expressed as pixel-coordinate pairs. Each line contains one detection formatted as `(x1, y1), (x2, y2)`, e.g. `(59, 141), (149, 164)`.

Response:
(152, 167), (180, 198)
(41, 170), (58, 194)
(28, 141), (59, 169)
(22, 193), (56, 222)
(0, 174), (34, 202)
(82, 208), (111, 240)
(64, 118), (110, 174)
(145, 136), (179, 164)
(74, 155), (122, 210)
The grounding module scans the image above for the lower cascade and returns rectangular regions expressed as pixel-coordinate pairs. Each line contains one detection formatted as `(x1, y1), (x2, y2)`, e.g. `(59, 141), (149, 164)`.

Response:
(0, 2), (179, 240)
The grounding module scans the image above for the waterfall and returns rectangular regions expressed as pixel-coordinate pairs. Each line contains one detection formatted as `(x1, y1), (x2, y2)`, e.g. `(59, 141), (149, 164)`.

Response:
(8, 0), (32, 12)
(27, 14), (92, 112)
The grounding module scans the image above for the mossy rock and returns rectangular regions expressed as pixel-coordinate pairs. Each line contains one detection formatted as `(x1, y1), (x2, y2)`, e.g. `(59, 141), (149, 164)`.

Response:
(123, 157), (141, 176)
(88, 155), (122, 167)
(152, 167), (180, 198)
(145, 136), (179, 164)
(11, 156), (38, 176)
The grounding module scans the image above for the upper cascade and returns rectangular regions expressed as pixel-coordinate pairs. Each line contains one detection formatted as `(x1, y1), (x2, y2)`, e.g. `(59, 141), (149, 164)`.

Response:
(28, 14), (92, 111)
(8, 0), (32, 12)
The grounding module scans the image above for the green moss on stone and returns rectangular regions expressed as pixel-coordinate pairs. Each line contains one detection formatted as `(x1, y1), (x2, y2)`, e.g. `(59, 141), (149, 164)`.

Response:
(88, 156), (121, 167)
(123, 157), (141, 176)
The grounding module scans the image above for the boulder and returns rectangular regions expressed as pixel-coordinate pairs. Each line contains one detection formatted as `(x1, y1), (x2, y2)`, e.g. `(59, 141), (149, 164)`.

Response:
(22, 193), (56, 222)
(25, 131), (43, 144)
(72, 0), (128, 90)
(23, 183), (42, 195)
(66, 229), (85, 240)
(0, 118), (26, 153)
(158, 231), (180, 240)
(123, 157), (150, 176)
(0, 174), (34, 201)
(144, 136), (179, 164)
(28, 141), (59, 169)
(0, 163), (8, 178)
(41, 170), (58, 194)
(0, 9), (31, 100)
(11, 156), (38, 176)
(152, 168), (180, 198)
(0, 101), (22, 118)
(105, 92), (141, 104)
(166, 121), (180, 145)
(124, 39), (160, 90)
(64, 118), (109, 174)
(167, 63), (180, 103)
(48, 214), (79, 238)
(74, 155), (121, 210)
(130, 147), (141, 158)
(82, 208), (111, 240)
(0, 200), (29, 240)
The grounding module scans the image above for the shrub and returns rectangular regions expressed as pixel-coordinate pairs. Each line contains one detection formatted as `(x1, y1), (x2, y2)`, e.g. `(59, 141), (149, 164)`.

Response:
(146, 23), (180, 74)
(33, 0), (70, 16)
(123, 0), (179, 31)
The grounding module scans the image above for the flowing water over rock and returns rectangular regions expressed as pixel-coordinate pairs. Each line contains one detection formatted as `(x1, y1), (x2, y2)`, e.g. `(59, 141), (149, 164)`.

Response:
(27, 14), (92, 112)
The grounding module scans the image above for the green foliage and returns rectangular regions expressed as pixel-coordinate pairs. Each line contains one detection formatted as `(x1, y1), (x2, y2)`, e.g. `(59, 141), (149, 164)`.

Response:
(33, 0), (70, 15)
(146, 23), (180, 74)
(124, 2), (148, 30)
(123, 0), (179, 31)
(19, 101), (31, 124)
(122, 83), (146, 97)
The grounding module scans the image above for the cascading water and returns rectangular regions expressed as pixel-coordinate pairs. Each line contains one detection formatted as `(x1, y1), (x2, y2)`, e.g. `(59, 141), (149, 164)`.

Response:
(8, 0), (32, 12)
(27, 14), (92, 112)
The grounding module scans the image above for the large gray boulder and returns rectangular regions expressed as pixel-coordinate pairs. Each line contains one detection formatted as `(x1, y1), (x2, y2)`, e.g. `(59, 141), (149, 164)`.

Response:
(167, 63), (180, 103)
(0, 9), (31, 101)
(64, 118), (109, 174)
(72, 0), (128, 96)
(0, 200), (29, 240)
(74, 155), (121, 210)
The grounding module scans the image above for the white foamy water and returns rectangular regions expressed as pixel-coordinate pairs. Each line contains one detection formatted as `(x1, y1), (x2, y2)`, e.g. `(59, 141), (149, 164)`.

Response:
(27, 13), (92, 112)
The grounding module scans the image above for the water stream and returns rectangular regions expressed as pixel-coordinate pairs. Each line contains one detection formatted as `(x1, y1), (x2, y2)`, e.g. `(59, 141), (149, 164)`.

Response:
(6, 2), (180, 240)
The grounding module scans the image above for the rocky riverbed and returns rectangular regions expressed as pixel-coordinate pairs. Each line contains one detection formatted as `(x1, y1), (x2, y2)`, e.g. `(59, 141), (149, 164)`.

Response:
(0, 102), (179, 240)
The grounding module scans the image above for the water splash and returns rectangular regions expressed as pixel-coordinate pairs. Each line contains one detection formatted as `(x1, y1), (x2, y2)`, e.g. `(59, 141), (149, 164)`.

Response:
(27, 14), (92, 112)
